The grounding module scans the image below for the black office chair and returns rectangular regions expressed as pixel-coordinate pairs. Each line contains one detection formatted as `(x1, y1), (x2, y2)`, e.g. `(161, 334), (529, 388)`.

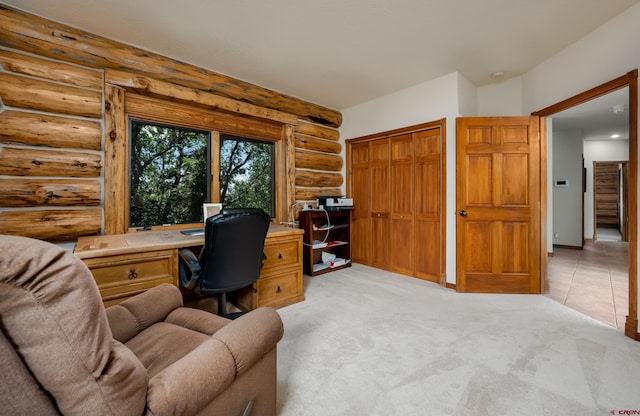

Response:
(179, 208), (271, 319)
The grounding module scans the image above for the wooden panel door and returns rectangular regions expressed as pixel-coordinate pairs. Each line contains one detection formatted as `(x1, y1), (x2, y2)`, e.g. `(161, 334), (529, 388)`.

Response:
(456, 117), (541, 293)
(390, 134), (414, 275)
(350, 141), (371, 264)
(594, 161), (621, 229)
(414, 127), (443, 283)
(370, 138), (390, 270)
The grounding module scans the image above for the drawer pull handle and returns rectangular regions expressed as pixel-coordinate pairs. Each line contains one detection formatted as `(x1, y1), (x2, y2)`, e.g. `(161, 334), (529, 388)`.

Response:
(278, 253), (283, 260)
(128, 269), (138, 280)
(276, 286), (282, 293)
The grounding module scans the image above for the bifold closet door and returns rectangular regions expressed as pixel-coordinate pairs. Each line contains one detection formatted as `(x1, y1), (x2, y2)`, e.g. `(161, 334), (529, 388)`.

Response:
(390, 134), (414, 276)
(414, 128), (443, 283)
(350, 141), (371, 264)
(370, 139), (391, 270)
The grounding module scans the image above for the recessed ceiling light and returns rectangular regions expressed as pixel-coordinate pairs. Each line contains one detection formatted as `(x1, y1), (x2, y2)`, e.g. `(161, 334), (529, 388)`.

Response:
(611, 134), (620, 139)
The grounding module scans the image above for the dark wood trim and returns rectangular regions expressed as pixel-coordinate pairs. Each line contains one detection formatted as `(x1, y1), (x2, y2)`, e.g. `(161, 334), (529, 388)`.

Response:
(627, 70), (638, 340)
(533, 69), (638, 341)
(445, 282), (457, 290)
(346, 120), (443, 143)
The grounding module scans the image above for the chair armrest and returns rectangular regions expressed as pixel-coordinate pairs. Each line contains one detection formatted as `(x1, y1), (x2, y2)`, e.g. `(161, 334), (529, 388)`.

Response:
(106, 284), (183, 343)
(212, 307), (284, 376)
(145, 308), (282, 415)
(146, 338), (236, 416)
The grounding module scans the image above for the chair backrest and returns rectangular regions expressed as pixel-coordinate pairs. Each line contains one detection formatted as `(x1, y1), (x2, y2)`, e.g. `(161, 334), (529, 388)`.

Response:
(198, 208), (271, 294)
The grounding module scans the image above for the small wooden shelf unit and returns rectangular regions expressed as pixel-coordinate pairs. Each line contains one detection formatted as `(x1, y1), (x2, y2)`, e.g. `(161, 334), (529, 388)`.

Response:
(298, 209), (352, 276)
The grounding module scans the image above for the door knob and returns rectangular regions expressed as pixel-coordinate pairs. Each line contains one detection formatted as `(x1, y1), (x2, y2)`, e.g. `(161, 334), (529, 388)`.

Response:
(459, 210), (467, 217)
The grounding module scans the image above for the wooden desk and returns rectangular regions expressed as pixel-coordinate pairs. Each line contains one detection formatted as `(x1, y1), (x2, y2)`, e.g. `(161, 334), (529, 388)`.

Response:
(75, 224), (305, 309)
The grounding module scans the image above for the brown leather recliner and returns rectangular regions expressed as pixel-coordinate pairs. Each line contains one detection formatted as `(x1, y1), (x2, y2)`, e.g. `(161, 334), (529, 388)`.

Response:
(0, 235), (283, 416)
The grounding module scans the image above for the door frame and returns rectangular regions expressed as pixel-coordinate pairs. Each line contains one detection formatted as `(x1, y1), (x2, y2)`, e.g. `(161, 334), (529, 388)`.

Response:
(532, 69), (638, 340)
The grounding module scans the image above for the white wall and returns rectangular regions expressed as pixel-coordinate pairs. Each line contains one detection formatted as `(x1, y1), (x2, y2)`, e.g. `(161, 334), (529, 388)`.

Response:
(477, 76), (524, 116)
(521, 3), (640, 115)
(551, 129), (584, 247)
(457, 72), (478, 116)
(583, 140), (629, 239)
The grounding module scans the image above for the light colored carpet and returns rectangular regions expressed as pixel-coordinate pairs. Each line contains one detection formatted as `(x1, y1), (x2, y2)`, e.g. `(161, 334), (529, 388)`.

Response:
(276, 264), (640, 416)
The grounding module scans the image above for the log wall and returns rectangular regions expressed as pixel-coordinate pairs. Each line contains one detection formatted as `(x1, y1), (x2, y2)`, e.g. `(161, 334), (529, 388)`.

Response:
(0, 49), (103, 241)
(0, 6), (344, 241)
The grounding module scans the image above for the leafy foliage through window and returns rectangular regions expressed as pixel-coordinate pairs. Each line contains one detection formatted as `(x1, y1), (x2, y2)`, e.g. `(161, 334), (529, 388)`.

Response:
(129, 121), (275, 228)
(220, 134), (274, 215)
(129, 121), (209, 227)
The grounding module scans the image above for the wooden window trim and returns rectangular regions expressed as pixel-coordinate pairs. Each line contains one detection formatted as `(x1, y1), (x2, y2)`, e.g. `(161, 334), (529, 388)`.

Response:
(104, 84), (295, 235)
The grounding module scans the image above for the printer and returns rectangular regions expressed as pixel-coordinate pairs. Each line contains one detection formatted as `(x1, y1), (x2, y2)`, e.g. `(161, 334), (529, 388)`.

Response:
(317, 195), (353, 211)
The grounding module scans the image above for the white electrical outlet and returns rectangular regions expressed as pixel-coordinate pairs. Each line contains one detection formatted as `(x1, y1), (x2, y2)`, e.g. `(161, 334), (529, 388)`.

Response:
(554, 232), (559, 238)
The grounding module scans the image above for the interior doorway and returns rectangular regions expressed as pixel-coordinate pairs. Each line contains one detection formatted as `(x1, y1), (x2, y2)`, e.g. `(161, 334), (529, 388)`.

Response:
(532, 70), (638, 339)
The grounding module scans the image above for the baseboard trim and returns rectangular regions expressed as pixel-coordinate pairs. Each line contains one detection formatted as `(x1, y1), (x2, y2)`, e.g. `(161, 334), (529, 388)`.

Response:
(624, 315), (640, 341)
(553, 244), (583, 250)
(625, 316), (640, 341)
(445, 282), (456, 290)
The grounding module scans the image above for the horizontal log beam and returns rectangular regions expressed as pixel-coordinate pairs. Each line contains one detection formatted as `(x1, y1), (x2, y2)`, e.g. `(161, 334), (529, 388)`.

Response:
(0, 110), (102, 150)
(0, 146), (102, 177)
(295, 133), (342, 154)
(0, 209), (102, 242)
(295, 169), (343, 188)
(0, 73), (102, 118)
(295, 149), (343, 172)
(0, 5), (342, 128)
(0, 49), (103, 90)
(295, 187), (342, 201)
(0, 178), (101, 207)
(107, 69), (298, 126)
(125, 93), (284, 141)
(295, 120), (340, 141)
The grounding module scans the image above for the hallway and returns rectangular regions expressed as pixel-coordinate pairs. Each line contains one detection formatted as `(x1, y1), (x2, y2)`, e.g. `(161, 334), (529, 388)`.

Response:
(544, 229), (629, 331)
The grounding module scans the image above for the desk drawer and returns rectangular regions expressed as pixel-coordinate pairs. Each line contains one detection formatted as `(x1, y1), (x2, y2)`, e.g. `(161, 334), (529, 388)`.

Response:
(256, 269), (302, 308)
(262, 239), (301, 272)
(82, 250), (177, 304)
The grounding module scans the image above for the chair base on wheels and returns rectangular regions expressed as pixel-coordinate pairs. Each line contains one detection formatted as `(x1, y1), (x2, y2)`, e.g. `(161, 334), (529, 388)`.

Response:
(216, 292), (248, 320)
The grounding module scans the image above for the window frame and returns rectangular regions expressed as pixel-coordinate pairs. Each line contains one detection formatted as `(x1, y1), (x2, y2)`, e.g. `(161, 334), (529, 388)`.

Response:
(219, 133), (276, 216)
(104, 88), (293, 234)
(128, 118), (212, 229)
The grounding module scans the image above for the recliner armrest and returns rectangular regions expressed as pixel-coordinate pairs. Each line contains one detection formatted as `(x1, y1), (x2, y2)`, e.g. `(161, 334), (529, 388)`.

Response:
(145, 307), (283, 415)
(146, 337), (236, 416)
(106, 284), (183, 343)
(212, 307), (284, 376)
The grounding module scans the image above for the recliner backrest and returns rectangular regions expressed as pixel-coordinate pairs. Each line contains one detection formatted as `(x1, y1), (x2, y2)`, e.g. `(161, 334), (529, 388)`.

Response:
(0, 235), (148, 416)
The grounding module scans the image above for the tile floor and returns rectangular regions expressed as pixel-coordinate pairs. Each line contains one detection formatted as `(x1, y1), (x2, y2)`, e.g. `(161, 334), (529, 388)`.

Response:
(544, 228), (629, 331)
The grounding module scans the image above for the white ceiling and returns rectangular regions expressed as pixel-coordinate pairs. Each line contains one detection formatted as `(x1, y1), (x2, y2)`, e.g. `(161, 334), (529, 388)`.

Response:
(552, 87), (630, 141)
(2, 0), (638, 111)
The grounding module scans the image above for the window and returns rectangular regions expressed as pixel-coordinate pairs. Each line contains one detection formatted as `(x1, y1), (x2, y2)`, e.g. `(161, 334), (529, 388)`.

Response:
(129, 120), (275, 229)
(220, 134), (275, 215)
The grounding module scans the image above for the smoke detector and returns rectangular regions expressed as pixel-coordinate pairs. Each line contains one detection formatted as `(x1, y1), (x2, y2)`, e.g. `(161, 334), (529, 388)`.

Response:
(613, 104), (625, 114)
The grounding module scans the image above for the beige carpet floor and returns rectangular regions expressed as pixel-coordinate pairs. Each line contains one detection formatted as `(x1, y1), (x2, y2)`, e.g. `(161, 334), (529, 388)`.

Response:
(275, 264), (640, 416)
